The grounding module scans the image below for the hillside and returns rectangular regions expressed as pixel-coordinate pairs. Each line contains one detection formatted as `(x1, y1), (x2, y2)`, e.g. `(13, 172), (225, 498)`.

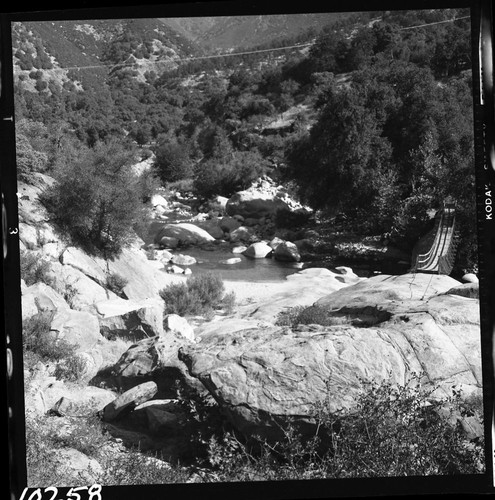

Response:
(12, 18), (203, 92)
(12, 7), (475, 273)
(160, 12), (352, 51)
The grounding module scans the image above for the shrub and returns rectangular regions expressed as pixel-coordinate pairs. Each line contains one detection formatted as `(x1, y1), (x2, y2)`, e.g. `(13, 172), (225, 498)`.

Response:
(194, 375), (484, 481)
(221, 290), (236, 315)
(160, 282), (197, 316)
(16, 133), (49, 180)
(105, 272), (128, 297)
(25, 416), (74, 487)
(53, 354), (87, 382)
(187, 272), (225, 308)
(275, 305), (349, 328)
(23, 312), (83, 382)
(25, 410), (191, 487)
(25, 412), (116, 486)
(311, 376), (485, 477)
(160, 272), (229, 317)
(275, 306), (307, 326)
(41, 140), (146, 257)
(390, 192), (437, 252)
(20, 250), (53, 286)
(51, 414), (110, 457)
(62, 282), (78, 308)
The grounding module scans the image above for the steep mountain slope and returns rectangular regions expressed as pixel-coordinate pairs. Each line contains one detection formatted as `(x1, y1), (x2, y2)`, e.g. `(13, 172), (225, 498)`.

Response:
(160, 12), (352, 51)
(12, 18), (203, 91)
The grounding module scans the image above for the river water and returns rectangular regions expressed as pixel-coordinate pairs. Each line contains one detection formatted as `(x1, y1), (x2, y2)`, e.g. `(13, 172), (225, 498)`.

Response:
(176, 246), (303, 282)
(145, 218), (302, 282)
(146, 215), (408, 282)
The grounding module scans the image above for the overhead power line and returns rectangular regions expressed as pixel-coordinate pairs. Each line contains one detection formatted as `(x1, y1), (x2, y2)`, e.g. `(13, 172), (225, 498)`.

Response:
(13, 15), (470, 74)
(399, 15), (470, 31)
(20, 40), (314, 73)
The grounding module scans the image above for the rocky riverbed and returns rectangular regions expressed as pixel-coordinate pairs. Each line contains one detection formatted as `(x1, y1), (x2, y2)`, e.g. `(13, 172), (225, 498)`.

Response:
(19, 172), (484, 484)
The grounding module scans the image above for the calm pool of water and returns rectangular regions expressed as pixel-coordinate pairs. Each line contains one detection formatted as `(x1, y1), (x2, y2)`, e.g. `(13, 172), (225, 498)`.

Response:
(170, 246), (302, 282)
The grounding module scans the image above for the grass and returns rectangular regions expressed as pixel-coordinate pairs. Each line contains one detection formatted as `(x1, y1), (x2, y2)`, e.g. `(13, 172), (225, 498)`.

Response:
(24, 372), (484, 486)
(196, 375), (485, 480)
(23, 312), (86, 382)
(25, 412), (192, 487)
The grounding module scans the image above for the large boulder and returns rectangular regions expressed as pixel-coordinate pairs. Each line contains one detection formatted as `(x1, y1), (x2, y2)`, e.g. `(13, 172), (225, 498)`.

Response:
(163, 314), (195, 341)
(105, 247), (172, 301)
(155, 223), (215, 246)
(243, 268), (357, 322)
(315, 273), (461, 312)
(220, 257), (242, 265)
(205, 195), (229, 213)
(226, 190), (290, 219)
(94, 297), (165, 337)
(22, 282), (70, 321)
(49, 309), (101, 352)
(229, 226), (254, 243)
(102, 381), (158, 422)
(242, 242), (273, 259)
(195, 219), (225, 239)
(110, 331), (205, 396)
(445, 282), (479, 299)
(273, 241), (301, 262)
(60, 247), (107, 286)
(151, 194), (169, 210)
(179, 326), (407, 442)
(170, 253), (197, 266)
(25, 364), (116, 417)
(219, 217), (242, 233)
(45, 261), (119, 311)
(179, 274), (482, 443)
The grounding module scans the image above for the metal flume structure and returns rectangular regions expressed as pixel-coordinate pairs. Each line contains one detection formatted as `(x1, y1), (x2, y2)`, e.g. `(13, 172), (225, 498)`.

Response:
(410, 202), (459, 275)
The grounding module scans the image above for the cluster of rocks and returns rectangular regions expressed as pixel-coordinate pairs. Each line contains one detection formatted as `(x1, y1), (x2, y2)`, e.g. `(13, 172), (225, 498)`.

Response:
(149, 174), (312, 245)
(146, 177), (317, 272)
(150, 192), (195, 221)
(55, 271), (482, 455)
(18, 173), (197, 420)
(19, 172), (484, 481)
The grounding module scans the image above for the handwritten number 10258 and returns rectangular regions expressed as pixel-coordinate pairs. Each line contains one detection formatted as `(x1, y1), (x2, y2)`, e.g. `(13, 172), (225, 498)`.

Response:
(19, 485), (102, 500)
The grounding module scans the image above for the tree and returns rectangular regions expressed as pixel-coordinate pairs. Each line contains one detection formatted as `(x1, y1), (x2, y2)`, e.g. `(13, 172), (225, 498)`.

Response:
(307, 29), (350, 75)
(196, 124), (233, 161)
(193, 150), (269, 199)
(286, 73), (395, 231)
(15, 119), (52, 179)
(41, 140), (146, 257)
(153, 136), (194, 184)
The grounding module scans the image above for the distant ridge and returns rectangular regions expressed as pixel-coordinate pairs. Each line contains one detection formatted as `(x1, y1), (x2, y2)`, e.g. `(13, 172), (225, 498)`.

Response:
(159, 12), (352, 51)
